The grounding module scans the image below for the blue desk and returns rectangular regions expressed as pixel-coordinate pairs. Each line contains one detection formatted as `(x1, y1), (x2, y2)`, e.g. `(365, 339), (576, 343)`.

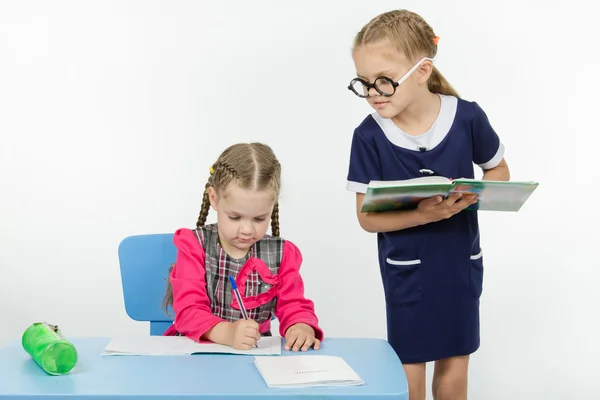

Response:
(0, 337), (408, 399)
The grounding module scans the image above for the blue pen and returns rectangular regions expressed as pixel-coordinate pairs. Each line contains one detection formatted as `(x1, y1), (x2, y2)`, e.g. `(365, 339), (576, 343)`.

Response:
(229, 275), (249, 319)
(228, 275), (257, 347)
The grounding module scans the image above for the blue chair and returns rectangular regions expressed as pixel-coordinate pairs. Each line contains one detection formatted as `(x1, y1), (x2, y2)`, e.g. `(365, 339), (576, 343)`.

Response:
(118, 232), (277, 336)
(118, 233), (176, 335)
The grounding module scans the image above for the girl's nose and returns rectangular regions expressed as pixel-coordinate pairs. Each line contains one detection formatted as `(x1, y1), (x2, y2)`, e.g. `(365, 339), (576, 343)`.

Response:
(239, 221), (253, 235)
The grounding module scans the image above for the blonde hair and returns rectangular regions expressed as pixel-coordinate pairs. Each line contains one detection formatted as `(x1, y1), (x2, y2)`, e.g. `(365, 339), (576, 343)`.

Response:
(353, 9), (459, 97)
(162, 142), (282, 315)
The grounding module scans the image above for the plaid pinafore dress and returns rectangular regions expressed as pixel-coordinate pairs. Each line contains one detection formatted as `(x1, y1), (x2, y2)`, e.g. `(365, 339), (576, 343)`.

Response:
(194, 224), (283, 335)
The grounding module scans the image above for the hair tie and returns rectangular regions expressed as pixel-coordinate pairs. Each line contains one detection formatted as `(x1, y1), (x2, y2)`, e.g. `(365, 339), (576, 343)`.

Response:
(432, 36), (440, 45)
(209, 165), (215, 175)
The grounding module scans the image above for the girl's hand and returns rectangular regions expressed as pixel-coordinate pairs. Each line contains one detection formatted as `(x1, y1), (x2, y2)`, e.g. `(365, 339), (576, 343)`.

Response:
(227, 319), (261, 350)
(284, 323), (321, 352)
(417, 193), (478, 223)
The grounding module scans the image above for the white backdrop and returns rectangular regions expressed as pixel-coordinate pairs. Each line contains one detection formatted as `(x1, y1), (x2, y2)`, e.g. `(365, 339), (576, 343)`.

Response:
(1, 1), (598, 398)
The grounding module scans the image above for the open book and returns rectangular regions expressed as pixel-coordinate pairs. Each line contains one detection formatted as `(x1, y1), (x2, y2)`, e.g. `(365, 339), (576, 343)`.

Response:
(101, 335), (281, 356)
(254, 355), (365, 388)
(361, 177), (539, 213)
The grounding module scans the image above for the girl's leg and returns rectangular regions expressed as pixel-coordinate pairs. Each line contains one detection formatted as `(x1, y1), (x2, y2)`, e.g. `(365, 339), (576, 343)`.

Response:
(431, 355), (469, 400)
(404, 362), (426, 400)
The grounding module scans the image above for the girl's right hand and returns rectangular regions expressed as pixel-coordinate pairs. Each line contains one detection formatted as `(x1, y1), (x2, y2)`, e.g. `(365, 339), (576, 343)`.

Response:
(227, 319), (261, 350)
(417, 193), (478, 223)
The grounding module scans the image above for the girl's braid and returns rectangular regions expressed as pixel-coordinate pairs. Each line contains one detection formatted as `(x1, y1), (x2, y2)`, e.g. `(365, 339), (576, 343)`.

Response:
(270, 202), (280, 237)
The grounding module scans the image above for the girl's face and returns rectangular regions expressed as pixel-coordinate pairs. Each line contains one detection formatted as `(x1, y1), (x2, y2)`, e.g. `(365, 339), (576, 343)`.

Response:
(351, 41), (431, 118)
(208, 182), (276, 258)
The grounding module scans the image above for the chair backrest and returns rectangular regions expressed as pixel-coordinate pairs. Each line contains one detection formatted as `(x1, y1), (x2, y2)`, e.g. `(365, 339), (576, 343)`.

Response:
(118, 233), (176, 335)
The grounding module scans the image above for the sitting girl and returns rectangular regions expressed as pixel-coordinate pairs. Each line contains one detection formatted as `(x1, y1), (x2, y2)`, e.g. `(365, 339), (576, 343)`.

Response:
(162, 142), (323, 351)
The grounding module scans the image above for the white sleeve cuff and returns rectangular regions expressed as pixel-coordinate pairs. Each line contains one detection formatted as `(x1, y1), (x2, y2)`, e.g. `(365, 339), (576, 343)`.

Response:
(478, 142), (505, 170)
(346, 181), (368, 194)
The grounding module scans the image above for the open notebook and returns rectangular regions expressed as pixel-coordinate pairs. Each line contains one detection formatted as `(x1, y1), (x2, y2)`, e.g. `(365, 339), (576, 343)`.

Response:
(361, 177), (539, 213)
(254, 355), (365, 388)
(101, 335), (281, 356)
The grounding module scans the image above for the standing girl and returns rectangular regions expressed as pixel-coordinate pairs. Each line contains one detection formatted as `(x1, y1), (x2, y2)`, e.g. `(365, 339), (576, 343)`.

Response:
(163, 142), (323, 352)
(345, 9), (510, 400)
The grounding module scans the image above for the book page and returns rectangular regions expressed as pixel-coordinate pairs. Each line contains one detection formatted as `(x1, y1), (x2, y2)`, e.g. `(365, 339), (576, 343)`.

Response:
(254, 355), (365, 388)
(450, 179), (539, 212)
(101, 335), (281, 356)
(361, 177), (453, 213)
(368, 176), (451, 188)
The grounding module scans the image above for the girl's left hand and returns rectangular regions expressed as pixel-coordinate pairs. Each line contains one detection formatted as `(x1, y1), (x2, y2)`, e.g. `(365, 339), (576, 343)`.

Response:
(284, 323), (321, 352)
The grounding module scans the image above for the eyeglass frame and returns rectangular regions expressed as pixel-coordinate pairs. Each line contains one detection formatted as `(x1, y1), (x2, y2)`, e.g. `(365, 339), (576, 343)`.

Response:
(347, 57), (434, 98)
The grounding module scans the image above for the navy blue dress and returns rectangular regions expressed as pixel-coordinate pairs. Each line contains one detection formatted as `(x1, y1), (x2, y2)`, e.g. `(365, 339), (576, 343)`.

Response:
(346, 95), (504, 364)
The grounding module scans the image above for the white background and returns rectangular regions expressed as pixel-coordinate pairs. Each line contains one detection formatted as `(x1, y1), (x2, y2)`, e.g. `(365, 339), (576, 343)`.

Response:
(1, 1), (598, 398)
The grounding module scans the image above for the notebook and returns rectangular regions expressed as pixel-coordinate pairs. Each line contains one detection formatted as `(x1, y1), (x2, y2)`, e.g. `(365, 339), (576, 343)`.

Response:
(101, 335), (281, 356)
(361, 177), (539, 213)
(254, 355), (365, 388)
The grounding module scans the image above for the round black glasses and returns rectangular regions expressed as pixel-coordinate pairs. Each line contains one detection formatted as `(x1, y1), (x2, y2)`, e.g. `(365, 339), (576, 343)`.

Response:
(347, 77), (399, 98)
(347, 57), (434, 98)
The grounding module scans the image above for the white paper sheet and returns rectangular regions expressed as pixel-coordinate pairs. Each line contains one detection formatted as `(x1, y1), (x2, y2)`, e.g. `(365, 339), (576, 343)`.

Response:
(254, 355), (365, 388)
(101, 335), (281, 356)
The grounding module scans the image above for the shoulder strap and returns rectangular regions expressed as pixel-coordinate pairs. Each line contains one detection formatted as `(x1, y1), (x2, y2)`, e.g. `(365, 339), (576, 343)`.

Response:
(193, 228), (203, 249)
(194, 224), (219, 252)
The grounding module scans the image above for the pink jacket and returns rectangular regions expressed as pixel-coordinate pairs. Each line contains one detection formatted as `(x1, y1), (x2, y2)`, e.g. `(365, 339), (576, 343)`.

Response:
(164, 228), (323, 342)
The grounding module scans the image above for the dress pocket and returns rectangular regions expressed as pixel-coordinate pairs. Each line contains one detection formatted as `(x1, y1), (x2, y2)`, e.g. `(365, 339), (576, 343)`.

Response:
(469, 250), (484, 299)
(385, 257), (422, 306)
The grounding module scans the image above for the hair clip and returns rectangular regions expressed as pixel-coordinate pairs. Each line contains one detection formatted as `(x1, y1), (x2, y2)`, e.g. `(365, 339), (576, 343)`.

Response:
(432, 36), (440, 45)
(209, 165), (215, 175)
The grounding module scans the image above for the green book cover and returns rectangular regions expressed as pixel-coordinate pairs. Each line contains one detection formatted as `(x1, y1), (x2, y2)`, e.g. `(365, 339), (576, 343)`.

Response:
(360, 177), (539, 213)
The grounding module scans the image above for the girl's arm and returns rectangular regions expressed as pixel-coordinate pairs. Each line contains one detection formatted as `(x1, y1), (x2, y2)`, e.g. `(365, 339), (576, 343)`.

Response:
(355, 193), (431, 233)
(355, 191), (478, 233)
(170, 228), (231, 343)
(482, 157), (510, 181)
(273, 241), (324, 340)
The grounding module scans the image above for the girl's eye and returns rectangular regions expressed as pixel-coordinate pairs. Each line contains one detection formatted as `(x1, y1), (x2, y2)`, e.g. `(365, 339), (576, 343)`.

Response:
(229, 216), (240, 221)
(255, 218), (266, 222)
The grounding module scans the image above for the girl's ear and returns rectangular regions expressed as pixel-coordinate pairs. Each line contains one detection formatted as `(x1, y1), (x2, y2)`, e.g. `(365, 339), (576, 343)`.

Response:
(417, 60), (434, 84)
(208, 187), (218, 211)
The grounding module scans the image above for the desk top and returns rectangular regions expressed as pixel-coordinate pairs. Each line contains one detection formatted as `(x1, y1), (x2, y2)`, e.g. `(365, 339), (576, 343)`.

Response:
(0, 337), (408, 399)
